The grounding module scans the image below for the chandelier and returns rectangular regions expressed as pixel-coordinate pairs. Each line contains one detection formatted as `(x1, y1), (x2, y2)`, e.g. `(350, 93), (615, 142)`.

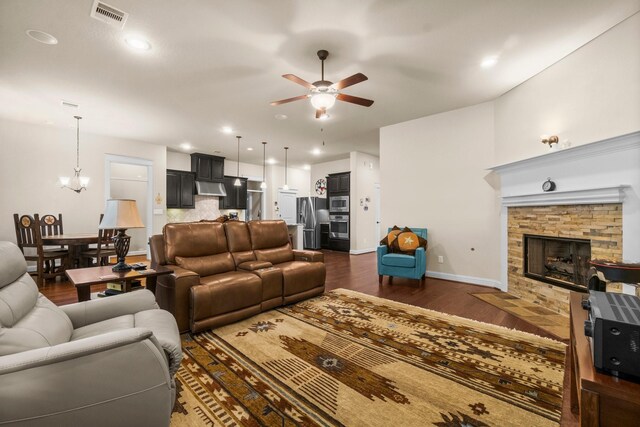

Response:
(59, 116), (89, 193)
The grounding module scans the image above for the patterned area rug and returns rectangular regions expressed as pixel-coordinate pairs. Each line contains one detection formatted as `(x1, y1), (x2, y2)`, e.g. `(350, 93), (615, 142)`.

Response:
(470, 292), (570, 340)
(171, 289), (566, 426)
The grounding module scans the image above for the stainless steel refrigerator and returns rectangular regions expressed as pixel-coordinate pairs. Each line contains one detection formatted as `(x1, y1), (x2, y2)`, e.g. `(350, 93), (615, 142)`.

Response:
(297, 197), (329, 250)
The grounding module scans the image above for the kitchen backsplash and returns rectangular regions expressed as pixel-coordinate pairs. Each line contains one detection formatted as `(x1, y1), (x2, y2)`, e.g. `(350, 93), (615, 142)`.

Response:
(166, 195), (221, 223)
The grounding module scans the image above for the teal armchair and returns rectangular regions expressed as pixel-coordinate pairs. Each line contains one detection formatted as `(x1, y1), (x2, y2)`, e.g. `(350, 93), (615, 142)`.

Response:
(377, 227), (427, 284)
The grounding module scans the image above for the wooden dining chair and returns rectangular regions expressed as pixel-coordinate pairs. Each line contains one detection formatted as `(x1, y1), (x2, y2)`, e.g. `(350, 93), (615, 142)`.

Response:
(13, 214), (69, 287)
(81, 214), (117, 266)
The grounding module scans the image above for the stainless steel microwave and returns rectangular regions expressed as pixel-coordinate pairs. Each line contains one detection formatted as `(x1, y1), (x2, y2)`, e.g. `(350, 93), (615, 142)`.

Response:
(329, 196), (349, 213)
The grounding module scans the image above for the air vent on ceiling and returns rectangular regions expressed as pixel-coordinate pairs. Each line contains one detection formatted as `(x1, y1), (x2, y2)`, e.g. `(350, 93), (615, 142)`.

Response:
(61, 100), (79, 109)
(90, 0), (128, 29)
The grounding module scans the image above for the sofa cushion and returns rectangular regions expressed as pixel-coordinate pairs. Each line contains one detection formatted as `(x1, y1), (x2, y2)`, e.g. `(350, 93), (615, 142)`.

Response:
(1, 293), (73, 356)
(255, 245), (295, 265)
(276, 261), (326, 296)
(193, 271), (262, 318)
(248, 220), (290, 249)
(71, 314), (134, 341)
(175, 253), (235, 276)
(163, 222), (228, 263)
(0, 241), (28, 288)
(381, 253), (416, 268)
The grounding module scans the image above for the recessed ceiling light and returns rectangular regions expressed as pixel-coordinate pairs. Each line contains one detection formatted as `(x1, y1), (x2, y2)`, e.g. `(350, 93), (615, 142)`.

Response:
(247, 147), (253, 151)
(481, 56), (498, 69)
(125, 37), (151, 51)
(267, 158), (277, 165)
(180, 142), (192, 150)
(303, 164), (311, 170)
(275, 114), (288, 120)
(26, 30), (58, 45)
(221, 126), (233, 134)
(311, 148), (321, 156)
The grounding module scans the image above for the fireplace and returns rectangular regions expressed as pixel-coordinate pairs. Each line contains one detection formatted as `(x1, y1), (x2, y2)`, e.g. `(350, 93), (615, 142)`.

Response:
(524, 235), (591, 292)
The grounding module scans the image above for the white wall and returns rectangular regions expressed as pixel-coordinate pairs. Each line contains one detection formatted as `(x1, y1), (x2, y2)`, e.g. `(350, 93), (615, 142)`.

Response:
(0, 118), (166, 244)
(379, 14), (640, 288)
(380, 102), (499, 284)
(349, 152), (380, 253)
(310, 158), (350, 197)
(494, 13), (640, 165)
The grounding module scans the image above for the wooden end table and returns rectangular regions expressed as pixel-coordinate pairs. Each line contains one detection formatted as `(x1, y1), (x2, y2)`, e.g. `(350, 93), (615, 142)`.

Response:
(65, 264), (172, 302)
(569, 292), (640, 426)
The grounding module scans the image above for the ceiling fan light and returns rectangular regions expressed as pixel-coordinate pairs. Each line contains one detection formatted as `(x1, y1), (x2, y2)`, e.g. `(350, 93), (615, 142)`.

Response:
(234, 177), (241, 187)
(310, 93), (336, 110)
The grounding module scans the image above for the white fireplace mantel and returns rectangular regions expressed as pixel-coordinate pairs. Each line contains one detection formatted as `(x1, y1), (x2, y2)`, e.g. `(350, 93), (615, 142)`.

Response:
(501, 185), (629, 207)
(490, 131), (640, 292)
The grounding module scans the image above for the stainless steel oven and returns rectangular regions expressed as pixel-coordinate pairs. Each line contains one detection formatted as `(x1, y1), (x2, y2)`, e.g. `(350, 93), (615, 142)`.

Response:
(329, 196), (349, 213)
(329, 214), (349, 239)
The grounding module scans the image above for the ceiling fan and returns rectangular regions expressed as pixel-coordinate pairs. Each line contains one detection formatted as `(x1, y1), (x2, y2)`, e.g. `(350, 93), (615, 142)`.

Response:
(271, 49), (374, 119)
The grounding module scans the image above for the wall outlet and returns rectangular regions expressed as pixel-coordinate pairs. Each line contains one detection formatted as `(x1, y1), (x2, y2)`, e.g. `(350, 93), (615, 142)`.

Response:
(438, 255), (444, 264)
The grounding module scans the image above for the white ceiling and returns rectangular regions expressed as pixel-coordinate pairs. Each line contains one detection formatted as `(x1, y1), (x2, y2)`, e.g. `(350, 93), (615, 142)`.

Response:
(1, 0), (638, 168)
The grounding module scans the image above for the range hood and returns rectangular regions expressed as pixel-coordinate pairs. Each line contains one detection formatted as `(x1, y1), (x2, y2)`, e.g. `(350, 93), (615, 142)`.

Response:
(195, 181), (227, 197)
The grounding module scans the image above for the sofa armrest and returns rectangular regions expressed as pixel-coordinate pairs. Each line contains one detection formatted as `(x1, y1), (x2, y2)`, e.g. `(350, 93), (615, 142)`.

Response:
(61, 289), (159, 329)
(0, 329), (173, 426)
(293, 250), (324, 263)
(377, 245), (388, 258)
(156, 266), (200, 333)
(415, 246), (427, 276)
(238, 260), (273, 271)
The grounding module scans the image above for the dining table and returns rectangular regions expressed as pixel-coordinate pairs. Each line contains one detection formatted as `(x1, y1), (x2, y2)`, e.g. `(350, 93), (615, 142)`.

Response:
(42, 233), (99, 268)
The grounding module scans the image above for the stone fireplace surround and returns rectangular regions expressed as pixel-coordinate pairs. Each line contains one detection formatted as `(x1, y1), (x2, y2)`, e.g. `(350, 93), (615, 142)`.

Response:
(491, 131), (640, 316)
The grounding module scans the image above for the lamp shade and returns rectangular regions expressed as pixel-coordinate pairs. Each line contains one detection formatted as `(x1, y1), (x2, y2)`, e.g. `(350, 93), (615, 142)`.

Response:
(99, 199), (145, 229)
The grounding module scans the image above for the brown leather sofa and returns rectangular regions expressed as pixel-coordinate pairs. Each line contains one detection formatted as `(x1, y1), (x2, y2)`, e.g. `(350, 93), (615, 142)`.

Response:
(149, 220), (325, 333)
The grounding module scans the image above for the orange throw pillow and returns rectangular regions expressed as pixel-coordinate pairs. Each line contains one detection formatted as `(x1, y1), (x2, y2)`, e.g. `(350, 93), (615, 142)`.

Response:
(391, 228), (427, 255)
(380, 226), (402, 249)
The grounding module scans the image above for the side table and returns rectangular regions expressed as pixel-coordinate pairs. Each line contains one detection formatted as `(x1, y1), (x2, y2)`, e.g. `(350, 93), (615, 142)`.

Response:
(65, 264), (172, 302)
(569, 292), (640, 426)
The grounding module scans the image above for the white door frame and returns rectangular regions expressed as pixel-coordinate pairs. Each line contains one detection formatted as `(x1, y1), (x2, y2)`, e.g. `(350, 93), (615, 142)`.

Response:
(374, 183), (381, 243)
(104, 154), (153, 258)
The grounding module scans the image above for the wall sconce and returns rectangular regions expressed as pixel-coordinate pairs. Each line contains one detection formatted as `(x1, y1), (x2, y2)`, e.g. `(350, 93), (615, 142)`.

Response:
(541, 134), (559, 149)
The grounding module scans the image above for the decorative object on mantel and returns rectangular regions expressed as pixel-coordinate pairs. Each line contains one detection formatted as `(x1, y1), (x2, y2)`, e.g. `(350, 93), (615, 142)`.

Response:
(59, 116), (90, 193)
(234, 136), (242, 187)
(99, 199), (145, 272)
(542, 177), (556, 192)
(282, 146), (290, 191)
(541, 134), (559, 150)
(260, 141), (267, 189)
(315, 178), (326, 195)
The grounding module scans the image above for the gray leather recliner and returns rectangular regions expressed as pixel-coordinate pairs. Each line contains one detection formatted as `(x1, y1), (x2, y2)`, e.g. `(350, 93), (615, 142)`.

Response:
(0, 241), (182, 427)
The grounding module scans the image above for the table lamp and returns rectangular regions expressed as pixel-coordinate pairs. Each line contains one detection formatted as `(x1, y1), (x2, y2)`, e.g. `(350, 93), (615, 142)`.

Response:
(99, 199), (145, 272)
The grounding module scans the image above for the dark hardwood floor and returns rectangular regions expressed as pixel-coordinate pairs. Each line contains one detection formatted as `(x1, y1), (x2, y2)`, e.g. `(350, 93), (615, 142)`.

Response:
(39, 250), (577, 426)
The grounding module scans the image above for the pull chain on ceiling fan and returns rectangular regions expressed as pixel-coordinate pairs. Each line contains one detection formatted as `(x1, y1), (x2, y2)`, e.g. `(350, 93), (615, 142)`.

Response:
(271, 50), (374, 119)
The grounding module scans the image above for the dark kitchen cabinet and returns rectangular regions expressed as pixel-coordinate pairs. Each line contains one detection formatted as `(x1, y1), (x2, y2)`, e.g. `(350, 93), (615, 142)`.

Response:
(166, 169), (195, 209)
(221, 176), (248, 209)
(327, 172), (350, 194)
(191, 153), (225, 182)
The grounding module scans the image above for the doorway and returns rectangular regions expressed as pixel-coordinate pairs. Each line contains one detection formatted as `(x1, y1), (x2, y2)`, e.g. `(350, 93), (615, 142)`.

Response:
(374, 183), (381, 243)
(104, 155), (153, 257)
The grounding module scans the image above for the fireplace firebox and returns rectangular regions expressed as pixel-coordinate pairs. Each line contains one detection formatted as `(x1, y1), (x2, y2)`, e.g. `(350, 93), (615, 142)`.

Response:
(524, 234), (591, 292)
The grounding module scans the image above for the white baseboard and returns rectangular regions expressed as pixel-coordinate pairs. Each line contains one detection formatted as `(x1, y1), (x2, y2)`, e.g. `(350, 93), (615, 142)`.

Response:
(349, 247), (376, 255)
(426, 270), (504, 290)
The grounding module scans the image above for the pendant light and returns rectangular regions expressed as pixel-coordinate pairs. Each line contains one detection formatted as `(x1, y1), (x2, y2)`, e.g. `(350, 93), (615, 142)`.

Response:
(282, 146), (289, 191)
(59, 116), (90, 193)
(234, 135), (241, 186)
(260, 141), (267, 189)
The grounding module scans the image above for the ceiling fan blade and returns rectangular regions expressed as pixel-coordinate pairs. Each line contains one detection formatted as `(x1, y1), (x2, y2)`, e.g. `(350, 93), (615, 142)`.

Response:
(331, 73), (368, 90)
(282, 74), (316, 89)
(270, 95), (308, 106)
(336, 93), (374, 107)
